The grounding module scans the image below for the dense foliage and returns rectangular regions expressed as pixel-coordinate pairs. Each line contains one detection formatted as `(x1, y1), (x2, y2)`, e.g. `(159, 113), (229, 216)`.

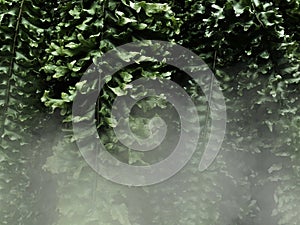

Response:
(0, 0), (299, 224)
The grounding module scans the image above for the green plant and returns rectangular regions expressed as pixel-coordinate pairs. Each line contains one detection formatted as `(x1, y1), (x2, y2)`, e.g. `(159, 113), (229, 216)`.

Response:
(0, 0), (299, 224)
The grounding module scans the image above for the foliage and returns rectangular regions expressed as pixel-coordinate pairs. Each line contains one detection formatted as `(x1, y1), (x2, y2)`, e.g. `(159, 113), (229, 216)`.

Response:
(174, 0), (300, 224)
(0, 0), (299, 224)
(41, 1), (182, 225)
(0, 0), (57, 224)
